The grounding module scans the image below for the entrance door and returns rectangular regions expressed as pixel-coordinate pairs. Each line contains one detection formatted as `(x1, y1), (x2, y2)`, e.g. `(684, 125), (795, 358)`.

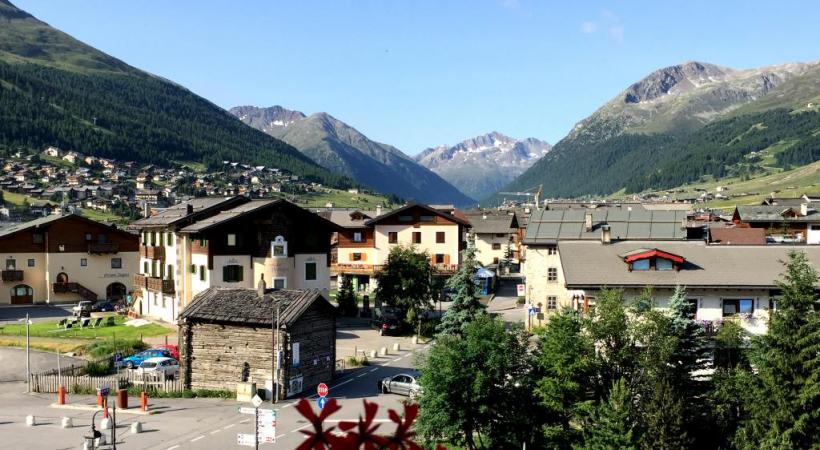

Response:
(106, 282), (127, 301)
(10, 285), (33, 304)
(56, 272), (69, 283)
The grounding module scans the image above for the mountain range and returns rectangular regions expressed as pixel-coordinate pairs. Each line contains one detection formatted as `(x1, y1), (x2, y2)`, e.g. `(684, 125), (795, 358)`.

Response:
(0, 0), (346, 187)
(230, 105), (475, 205)
(499, 60), (820, 200)
(415, 132), (550, 200)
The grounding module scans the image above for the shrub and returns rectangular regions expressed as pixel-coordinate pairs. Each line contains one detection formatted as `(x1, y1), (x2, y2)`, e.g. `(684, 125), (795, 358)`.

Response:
(83, 339), (148, 358)
(83, 359), (113, 376)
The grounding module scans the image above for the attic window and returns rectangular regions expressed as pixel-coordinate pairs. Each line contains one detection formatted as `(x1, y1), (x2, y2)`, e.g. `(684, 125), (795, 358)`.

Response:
(623, 249), (684, 272)
(272, 236), (287, 258)
(399, 215), (413, 223)
(420, 215), (434, 222)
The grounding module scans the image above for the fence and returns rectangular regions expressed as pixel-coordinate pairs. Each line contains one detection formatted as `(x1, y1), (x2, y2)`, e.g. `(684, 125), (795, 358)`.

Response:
(30, 370), (185, 394)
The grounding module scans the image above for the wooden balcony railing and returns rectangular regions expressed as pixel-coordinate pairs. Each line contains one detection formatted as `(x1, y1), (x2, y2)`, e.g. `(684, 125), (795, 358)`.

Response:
(140, 245), (165, 260)
(1, 269), (24, 282)
(330, 264), (382, 275)
(88, 242), (120, 254)
(133, 273), (148, 290)
(132, 273), (174, 294)
(52, 282), (98, 301)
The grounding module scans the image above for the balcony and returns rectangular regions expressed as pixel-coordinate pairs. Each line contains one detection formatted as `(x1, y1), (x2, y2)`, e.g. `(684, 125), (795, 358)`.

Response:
(433, 264), (459, 275)
(330, 264), (382, 275)
(140, 245), (165, 260)
(132, 273), (148, 290)
(88, 242), (120, 254)
(148, 276), (175, 295)
(1, 270), (24, 282)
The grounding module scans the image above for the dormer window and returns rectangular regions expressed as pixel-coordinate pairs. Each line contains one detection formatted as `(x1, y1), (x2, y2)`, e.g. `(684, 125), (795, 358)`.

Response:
(272, 235), (287, 258)
(622, 248), (684, 272)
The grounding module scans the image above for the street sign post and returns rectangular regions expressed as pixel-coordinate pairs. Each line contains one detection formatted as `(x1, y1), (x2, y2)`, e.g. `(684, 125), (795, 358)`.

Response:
(516, 284), (526, 297)
(317, 396), (327, 410)
(237, 433), (256, 447)
(317, 382), (329, 397)
(239, 398), (276, 448)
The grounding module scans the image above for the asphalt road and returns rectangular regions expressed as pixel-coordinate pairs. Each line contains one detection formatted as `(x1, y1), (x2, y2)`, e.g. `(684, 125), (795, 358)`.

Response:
(0, 341), (426, 449)
(0, 305), (72, 323)
(0, 347), (83, 382)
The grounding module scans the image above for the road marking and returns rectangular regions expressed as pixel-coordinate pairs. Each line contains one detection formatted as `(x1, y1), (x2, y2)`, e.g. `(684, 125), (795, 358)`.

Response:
(291, 424), (312, 434)
(331, 378), (353, 389)
(392, 357), (401, 362)
(165, 446), (180, 450)
(224, 423), (236, 429)
(240, 419), (250, 424)
(368, 368), (378, 373)
(281, 402), (294, 408)
(191, 435), (205, 442)
(210, 429), (221, 435)
(325, 419), (391, 423)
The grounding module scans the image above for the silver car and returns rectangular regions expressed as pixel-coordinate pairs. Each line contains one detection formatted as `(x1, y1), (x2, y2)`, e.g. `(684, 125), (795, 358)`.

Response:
(378, 373), (421, 398)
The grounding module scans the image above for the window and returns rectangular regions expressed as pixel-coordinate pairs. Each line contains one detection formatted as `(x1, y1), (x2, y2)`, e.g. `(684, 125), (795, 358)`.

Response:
(198, 238), (207, 247)
(656, 258), (674, 271)
(493, 257), (499, 264)
(32, 233), (44, 244)
(305, 262), (317, 281)
(547, 296), (557, 310)
(547, 245), (557, 255)
(143, 261), (149, 274)
(272, 236), (287, 258)
(227, 233), (236, 246)
(685, 299), (699, 320)
(167, 233), (174, 246)
(222, 265), (244, 282)
(388, 232), (398, 244)
(273, 278), (286, 289)
(435, 254), (445, 264)
(547, 267), (558, 282)
(353, 232), (363, 243)
(492, 243), (502, 250)
(420, 215), (434, 222)
(199, 265), (206, 282)
(167, 265), (173, 280)
(111, 258), (122, 269)
(27, 259), (35, 267)
(412, 232), (421, 244)
(398, 215), (413, 223)
(496, 233), (506, 238)
(84, 233), (92, 241)
(80, 258), (87, 267)
(632, 259), (650, 271)
(190, 264), (196, 274)
(5, 259), (15, 270)
(723, 298), (754, 317)
(351, 253), (363, 262)
(436, 232), (445, 244)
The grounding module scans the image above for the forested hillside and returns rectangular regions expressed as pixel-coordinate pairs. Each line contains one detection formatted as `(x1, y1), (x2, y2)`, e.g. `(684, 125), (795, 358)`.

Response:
(0, 0), (348, 187)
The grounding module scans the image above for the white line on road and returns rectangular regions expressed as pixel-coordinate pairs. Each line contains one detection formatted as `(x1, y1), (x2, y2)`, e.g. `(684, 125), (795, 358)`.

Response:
(325, 419), (391, 423)
(392, 357), (401, 362)
(165, 446), (180, 450)
(210, 429), (221, 435)
(240, 419), (249, 424)
(291, 424), (312, 434)
(281, 402), (294, 408)
(224, 423), (236, 429)
(369, 368), (378, 373)
(331, 378), (353, 389)
(356, 373), (368, 378)
(191, 435), (205, 442)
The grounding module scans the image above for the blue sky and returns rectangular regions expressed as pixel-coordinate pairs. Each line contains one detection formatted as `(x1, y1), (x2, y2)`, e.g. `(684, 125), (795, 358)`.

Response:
(15, 0), (820, 154)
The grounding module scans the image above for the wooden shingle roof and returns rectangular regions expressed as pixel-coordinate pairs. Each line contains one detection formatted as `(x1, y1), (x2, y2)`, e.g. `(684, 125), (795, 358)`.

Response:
(179, 288), (333, 328)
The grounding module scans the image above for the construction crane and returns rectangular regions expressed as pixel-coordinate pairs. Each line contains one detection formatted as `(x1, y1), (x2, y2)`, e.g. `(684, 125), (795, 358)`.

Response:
(498, 184), (543, 211)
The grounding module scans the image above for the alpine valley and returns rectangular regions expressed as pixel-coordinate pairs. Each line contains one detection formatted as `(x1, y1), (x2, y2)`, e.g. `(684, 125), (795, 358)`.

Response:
(498, 60), (820, 201)
(231, 105), (475, 206)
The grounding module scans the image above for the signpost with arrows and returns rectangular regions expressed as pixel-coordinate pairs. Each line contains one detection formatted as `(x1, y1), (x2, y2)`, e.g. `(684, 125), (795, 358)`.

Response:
(238, 394), (276, 448)
(317, 382), (329, 410)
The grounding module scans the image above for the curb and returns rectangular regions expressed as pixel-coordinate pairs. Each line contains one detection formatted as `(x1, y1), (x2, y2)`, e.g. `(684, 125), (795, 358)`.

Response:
(49, 403), (156, 415)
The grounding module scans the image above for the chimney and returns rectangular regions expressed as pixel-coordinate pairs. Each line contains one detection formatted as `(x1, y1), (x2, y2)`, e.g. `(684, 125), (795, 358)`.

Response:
(142, 202), (150, 218)
(376, 204), (383, 216)
(601, 224), (611, 244)
(584, 212), (593, 232)
(801, 203), (808, 216)
(186, 203), (194, 215)
(257, 274), (267, 297)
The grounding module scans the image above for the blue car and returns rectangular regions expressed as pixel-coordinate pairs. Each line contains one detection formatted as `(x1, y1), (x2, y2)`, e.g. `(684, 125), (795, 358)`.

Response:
(119, 349), (171, 369)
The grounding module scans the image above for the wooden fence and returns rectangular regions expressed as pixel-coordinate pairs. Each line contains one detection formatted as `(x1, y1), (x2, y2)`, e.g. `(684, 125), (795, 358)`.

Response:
(30, 370), (184, 394)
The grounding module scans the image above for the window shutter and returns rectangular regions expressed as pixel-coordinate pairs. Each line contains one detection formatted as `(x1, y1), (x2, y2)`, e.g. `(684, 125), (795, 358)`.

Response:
(360, 253), (367, 262)
(444, 254), (450, 265)
(238, 266), (244, 282)
(222, 266), (229, 282)
(430, 255), (436, 265)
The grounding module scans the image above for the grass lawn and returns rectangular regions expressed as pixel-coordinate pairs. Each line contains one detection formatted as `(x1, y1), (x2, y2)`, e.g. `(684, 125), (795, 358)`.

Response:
(79, 207), (131, 225)
(1, 189), (36, 207)
(0, 315), (172, 340)
(0, 335), (86, 354)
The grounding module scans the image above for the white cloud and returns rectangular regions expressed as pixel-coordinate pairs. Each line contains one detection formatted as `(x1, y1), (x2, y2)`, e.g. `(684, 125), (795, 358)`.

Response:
(580, 21), (597, 34)
(580, 10), (625, 44)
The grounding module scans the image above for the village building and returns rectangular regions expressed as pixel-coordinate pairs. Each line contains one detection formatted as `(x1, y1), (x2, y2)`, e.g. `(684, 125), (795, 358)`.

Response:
(323, 203), (471, 293)
(732, 204), (820, 244)
(130, 196), (338, 323)
(464, 211), (522, 267)
(0, 214), (138, 305)
(179, 287), (336, 399)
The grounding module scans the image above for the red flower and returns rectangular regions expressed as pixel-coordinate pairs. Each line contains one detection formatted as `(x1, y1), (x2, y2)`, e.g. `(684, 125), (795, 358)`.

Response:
(295, 398), (345, 450)
(383, 403), (421, 450)
(337, 400), (388, 450)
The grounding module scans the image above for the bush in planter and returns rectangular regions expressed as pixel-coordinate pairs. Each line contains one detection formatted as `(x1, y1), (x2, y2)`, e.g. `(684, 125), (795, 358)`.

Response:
(517, 296), (526, 305)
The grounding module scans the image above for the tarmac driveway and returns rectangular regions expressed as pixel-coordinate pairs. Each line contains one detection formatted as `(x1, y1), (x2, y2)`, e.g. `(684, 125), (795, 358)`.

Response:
(0, 347), (83, 382)
(0, 305), (72, 323)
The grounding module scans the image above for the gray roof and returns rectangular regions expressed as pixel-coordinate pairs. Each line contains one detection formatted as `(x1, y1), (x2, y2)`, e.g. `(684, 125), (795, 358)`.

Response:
(761, 198), (808, 207)
(559, 240), (820, 289)
(465, 214), (517, 234)
(130, 196), (245, 229)
(523, 209), (688, 244)
(0, 213), (126, 239)
(178, 199), (279, 233)
(736, 205), (820, 223)
(320, 210), (377, 228)
(179, 287), (333, 327)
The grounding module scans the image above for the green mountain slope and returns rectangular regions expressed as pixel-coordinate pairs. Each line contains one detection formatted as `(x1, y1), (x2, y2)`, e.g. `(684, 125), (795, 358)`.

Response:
(231, 106), (475, 205)
(496, 60), (820, 200)
(0, 0), (346, 186)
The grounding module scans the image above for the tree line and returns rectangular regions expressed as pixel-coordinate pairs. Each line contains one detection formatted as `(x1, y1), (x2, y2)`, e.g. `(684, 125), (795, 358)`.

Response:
(416, 251), (820, 449)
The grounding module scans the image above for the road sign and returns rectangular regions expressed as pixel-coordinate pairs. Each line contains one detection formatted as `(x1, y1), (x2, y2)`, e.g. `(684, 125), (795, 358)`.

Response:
(238, 406), (257, 415)
(317, 382), (329, 397)
(98, 386), (109, 396)
(517, 284), (526, 297)
(260, 434), (276, 444)
(257, 408), (275, 417)
(317, 396), (328, 410)
(114, 353), (123, 363)
(251, 394), (263, 408)
(237, 433), (256, 447)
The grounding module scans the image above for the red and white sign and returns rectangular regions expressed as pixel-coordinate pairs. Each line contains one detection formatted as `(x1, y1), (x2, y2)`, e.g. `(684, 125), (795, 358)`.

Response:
(516, 284), (526, 297)
(317, 383), (329, 397)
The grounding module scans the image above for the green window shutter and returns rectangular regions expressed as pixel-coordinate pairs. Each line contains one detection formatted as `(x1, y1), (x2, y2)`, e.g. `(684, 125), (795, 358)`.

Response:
(143, 261), (148, 274)
(238, 266), (244, 282)
(223, 266), (229, 282)
(190, 264), (196, 274)
(167, 265), (173, 280)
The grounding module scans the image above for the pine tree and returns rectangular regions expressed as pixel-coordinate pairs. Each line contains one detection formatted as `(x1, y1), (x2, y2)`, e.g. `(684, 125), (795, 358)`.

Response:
(735, 251), (820, 448)
(437, 238), (485, 336)
(336, 276), (358, 317)
(576, 379), (636, 450)
(640, 380), (688, 450)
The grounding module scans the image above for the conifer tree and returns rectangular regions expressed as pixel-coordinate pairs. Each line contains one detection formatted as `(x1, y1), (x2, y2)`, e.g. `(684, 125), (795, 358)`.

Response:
(437, 237), (485, 336)
(639, 380), (688, 450)
(575, 378), (636, 450)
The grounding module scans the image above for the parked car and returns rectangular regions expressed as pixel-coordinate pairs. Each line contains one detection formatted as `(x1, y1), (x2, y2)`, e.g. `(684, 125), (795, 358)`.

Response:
(72, 301), (93, 318)
(371, 317), (402, 336)
(378, 373), (421, 398)
(153, 344), (179, 360)
(138, 357), (179, 378)
(119, 349), (171, 369)
(92, 300), (117, 312)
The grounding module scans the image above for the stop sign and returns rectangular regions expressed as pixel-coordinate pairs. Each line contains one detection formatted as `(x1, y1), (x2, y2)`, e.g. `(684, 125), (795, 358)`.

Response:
(317, 383), (329, 397)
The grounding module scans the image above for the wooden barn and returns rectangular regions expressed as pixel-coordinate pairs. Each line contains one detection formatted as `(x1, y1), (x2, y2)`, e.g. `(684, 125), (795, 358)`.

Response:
(178, 286), (336, 398)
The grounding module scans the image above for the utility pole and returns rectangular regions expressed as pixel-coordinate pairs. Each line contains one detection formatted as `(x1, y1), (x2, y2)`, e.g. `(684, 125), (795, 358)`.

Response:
(25, 313), (30, 393)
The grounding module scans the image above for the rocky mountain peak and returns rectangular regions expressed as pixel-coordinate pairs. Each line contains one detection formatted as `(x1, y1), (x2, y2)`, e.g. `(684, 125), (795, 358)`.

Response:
(228, 105), (306, 133)
(623, 61), (732, 104)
